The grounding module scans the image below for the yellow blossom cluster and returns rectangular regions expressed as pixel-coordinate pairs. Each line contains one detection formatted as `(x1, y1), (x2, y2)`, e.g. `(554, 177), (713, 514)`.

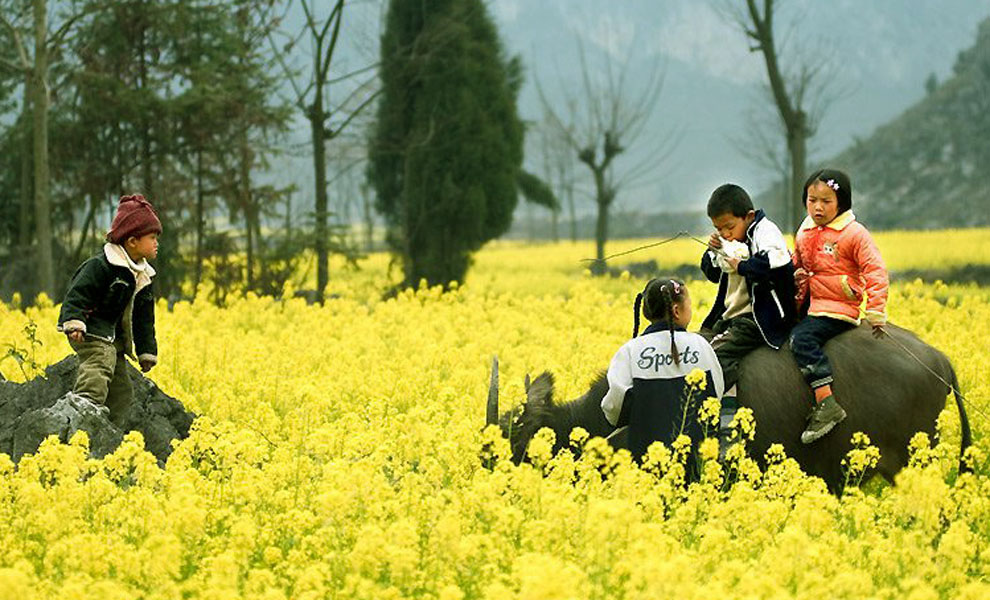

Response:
(0, 232), (989, 599)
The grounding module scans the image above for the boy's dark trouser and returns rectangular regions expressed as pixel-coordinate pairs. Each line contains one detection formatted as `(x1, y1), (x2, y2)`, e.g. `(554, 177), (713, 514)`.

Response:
(790, 316), (855, 389)
(703, 315), (765, 392)
(70, 337), (132, 427)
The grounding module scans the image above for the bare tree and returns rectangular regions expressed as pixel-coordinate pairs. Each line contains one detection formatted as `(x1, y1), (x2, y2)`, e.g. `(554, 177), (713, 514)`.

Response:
(721, 0), (839, 232)
(730, 94), (790, 218)
(268, 0), (379, 303)
(537, 38), (674, 272)
(535, 117), (577, 242)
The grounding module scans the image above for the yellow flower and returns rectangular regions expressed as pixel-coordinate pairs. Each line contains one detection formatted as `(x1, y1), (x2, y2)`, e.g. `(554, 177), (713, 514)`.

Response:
(0, 232), (988, 597)
(569, 427), (590, 450)
(730, 407), (756, 441)
(685, 368), (707, 390)
(698, 396), (720, 428)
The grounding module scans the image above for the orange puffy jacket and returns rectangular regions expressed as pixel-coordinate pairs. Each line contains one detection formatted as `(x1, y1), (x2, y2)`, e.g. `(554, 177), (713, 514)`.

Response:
(793, 211), (888, 326)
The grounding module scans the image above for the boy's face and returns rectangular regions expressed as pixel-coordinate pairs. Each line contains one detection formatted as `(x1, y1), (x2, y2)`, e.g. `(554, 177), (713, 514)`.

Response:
(806, 180), (839, 226)
(711, 210), (755, 242)
(126, 232), (159, 261)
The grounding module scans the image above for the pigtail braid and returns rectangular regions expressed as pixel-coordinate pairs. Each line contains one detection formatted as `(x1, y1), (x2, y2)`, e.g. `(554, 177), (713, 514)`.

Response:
(632, 293), (643, 339)
(663, 285), (680, 366)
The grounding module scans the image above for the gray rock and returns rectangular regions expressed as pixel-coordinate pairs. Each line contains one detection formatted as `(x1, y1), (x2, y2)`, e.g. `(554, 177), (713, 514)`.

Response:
(12, 392), (123, 461)
(0, 356), (195, 465)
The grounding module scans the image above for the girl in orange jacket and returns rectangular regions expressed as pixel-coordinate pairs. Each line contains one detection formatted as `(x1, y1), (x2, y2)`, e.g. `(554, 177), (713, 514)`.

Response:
(791, 168), (889, 444)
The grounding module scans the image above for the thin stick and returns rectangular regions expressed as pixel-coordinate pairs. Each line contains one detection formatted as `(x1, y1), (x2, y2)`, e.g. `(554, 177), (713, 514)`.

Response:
(580, 231), (729, 264)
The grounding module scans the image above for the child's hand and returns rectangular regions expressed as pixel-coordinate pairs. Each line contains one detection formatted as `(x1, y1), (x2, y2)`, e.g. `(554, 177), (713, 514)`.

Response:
(708, 233), (722, 250)
(67, 330), (84, 343)
(725, 257), (741, 272)
(139, 359), (155, 373)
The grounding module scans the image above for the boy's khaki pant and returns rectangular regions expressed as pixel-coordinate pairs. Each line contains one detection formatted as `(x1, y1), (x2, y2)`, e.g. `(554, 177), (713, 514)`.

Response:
(70, 337), (132, 428)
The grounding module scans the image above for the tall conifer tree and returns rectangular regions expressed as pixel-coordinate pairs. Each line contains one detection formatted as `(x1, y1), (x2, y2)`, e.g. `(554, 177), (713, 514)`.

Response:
(368, 0), (523, 287)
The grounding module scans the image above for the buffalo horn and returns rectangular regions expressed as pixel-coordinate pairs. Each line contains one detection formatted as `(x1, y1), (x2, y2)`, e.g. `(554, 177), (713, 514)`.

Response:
(486, 355), (499, 426)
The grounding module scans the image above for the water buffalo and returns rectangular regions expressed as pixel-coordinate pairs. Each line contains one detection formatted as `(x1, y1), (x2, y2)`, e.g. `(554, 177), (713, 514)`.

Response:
(486, 323), (971, 492)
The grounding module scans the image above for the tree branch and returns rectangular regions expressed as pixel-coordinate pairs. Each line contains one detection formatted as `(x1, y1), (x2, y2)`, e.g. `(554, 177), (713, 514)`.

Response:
(47, 3), (100, 49)
(266, 29), (307, 105)
(0, 11), (31, 70)
(0, 56), (26, 74)
(328, 86), (381, 138)
(327, 61), (379, 85)
(320, 0), (346, 80)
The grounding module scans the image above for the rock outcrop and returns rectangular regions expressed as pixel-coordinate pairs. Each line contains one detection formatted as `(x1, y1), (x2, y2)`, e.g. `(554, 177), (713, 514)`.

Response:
(0, 356), (195, 464)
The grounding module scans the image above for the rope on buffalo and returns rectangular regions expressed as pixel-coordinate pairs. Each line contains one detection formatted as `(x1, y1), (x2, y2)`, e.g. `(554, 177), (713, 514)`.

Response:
(880, 328), (989, 423)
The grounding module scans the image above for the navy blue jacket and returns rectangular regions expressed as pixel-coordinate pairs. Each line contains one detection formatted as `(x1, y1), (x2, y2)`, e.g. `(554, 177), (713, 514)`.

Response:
(700, 210), (796, 349)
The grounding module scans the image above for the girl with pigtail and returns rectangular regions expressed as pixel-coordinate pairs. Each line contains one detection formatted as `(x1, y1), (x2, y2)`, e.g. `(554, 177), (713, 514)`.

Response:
(602, 278), (724, 464)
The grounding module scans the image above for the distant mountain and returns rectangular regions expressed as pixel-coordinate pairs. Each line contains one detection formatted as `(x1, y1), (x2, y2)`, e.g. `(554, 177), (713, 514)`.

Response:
(493, 0), (990, 214)
(821, 18), (990, 229)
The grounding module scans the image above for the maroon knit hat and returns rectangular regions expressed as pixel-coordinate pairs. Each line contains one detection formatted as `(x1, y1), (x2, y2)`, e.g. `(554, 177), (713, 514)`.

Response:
(107, 194), (162, 244)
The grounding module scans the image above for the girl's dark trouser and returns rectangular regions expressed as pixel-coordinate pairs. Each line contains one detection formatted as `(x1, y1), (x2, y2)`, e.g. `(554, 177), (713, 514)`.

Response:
(789, 316), (855, 389)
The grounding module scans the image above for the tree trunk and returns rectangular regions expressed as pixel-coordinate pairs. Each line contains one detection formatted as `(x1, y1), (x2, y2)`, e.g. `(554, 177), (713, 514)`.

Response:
(32, 0), (54, 296)
(787, 124), (807, 233)
(565, 181), (577, 242)
(195, 149), (205, 291)
(239, 131), (255, 291)
(71, 194), (98, 265)
(311, 99), (329, 303)
(591, 167), (609, 275)
(285, 190), (292, 237)
(594, 201), (608, 269)
(362, 188), (374, 252)
(18, 87), (33, 250)
(746, 0), (807, 233)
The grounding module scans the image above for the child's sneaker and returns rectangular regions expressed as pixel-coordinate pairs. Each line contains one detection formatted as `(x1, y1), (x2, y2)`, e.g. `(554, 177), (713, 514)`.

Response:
(800, 395), (846, 444)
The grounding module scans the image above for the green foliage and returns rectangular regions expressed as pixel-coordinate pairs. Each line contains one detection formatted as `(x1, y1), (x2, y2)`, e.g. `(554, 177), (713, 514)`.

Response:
(1, 320), (44, 380)
(368, 0), (524, 288)
(517, 169), (558, 211)
(0, 0), (295, 302)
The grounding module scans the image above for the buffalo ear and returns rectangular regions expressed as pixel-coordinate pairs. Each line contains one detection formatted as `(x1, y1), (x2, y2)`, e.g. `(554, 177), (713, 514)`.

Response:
(524, 373), (531, 393)
(525, 371), (556, 409)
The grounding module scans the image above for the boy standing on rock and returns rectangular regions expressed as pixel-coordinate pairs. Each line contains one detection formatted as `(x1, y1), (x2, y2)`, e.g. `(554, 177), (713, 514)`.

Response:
(57, 194), (161, 427)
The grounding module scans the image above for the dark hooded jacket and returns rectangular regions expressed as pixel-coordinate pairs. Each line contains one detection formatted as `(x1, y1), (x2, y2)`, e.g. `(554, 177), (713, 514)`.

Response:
(57, 244), (157, 362)
(700, 210), (796, 349)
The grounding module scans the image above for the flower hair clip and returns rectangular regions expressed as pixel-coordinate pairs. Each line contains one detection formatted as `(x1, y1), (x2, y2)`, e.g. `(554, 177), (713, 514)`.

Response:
(668, 280), (681, 294)
(825, 179), (840, 191)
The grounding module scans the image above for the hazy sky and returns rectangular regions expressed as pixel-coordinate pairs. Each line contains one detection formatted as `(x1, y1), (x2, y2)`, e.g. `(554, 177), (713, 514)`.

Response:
(490, 0), (990, 213)
(266, 0), (990, 221)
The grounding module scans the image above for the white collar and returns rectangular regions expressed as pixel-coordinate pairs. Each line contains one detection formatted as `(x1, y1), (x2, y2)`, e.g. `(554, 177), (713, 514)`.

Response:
(104, 243), (156, 281)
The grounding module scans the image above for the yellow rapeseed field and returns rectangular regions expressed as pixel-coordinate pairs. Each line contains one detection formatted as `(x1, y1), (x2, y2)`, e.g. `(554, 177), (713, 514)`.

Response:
(1, 230), (989, 599)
